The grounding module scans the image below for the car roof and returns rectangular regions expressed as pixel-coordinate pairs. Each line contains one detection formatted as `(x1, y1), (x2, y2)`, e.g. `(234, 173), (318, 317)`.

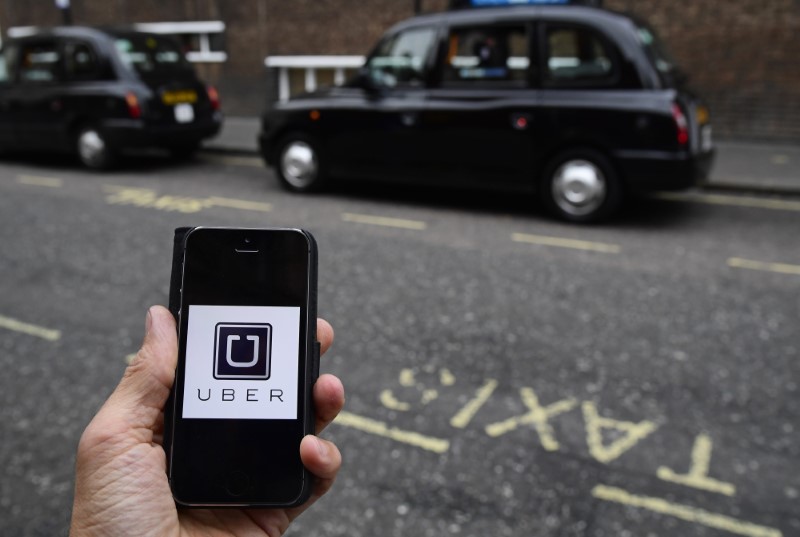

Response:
(8, 25), (172, 43)
(389, 5), (635, 32)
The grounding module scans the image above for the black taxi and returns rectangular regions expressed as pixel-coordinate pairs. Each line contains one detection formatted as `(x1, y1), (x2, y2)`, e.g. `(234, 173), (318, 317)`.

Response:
(259, 2), (714, 222)
(0, 27), (222, 169)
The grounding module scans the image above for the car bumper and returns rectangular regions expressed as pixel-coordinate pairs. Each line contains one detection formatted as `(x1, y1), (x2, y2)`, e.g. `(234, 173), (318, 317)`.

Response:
(102, 114), (223, 149)
(614, 148), (715, 193)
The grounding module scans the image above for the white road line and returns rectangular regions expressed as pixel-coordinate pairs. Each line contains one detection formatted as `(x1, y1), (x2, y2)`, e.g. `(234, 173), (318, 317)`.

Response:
(17, 175), (63, 188)
(511, 232), (621, 253)
(656, 191), (800, 212)
(342, 212), (428, 231)
(592, 484), (782, 537)
(0, 315), (61, 341)
(728, 257), (800, 276)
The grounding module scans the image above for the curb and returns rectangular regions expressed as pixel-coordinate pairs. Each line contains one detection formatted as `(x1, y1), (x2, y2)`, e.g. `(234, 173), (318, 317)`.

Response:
(198, 146), (800, 198)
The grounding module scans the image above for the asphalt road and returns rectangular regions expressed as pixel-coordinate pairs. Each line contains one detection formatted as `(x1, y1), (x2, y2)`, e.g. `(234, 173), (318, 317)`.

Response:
(0, 152), (798, 537)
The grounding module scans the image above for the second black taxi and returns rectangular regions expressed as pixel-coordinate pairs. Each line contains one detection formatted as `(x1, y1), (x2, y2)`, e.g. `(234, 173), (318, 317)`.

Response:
(0, 26), (222, 169)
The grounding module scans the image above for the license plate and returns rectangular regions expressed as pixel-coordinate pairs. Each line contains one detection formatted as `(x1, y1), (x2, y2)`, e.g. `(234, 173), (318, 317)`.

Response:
(701, 125), (713, 152)
(162, 90), (197, 105)
(174, 103), (194, 124)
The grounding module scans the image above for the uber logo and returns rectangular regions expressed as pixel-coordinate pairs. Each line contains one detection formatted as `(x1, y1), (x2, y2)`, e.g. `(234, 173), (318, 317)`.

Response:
(214, 323), (272, 380)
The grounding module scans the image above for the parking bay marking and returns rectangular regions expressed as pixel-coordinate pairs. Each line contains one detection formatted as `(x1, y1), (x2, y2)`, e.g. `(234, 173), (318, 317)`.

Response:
(656, 191), (800, 212)
(728, 257), (800, 276)
(0, 315), (61, 341)
(333, 411), (450, 454)
(592, 484), (782, 537)
(512, 232), (621, 253)
(103, 186), (272, 213)
(342, 212), (428, 231)
(16, 174), (63, 188)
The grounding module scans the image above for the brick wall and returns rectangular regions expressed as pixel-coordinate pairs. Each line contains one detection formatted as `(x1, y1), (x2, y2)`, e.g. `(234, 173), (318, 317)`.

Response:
(605, 0), (800, 141)
(1, 0), (798, 141)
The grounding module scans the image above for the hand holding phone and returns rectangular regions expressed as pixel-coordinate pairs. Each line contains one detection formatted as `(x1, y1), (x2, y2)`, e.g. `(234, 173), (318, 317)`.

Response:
(166, 227), (324, 507)
(70, 305), (343, 536)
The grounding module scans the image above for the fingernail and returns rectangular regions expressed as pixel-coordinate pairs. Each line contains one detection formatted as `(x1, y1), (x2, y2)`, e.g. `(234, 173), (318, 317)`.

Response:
(312, 436), (328, 460)
(145, 307), (154, 335)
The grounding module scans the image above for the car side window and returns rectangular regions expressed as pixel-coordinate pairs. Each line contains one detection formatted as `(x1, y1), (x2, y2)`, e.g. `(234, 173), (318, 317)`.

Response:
(64, 41), (100, 81)
(19, 41), (61, 83)
(0, 44), (19, 84)
(366, 27), (437, 88)
(442, 25), (529, 87)
(543, 24), (619, 88)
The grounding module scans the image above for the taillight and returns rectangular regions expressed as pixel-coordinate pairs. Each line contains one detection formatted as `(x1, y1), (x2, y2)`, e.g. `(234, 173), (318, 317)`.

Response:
(672, 103), (689, 146)
(125, 92), (141, 119)
(207, 85), (220, 111)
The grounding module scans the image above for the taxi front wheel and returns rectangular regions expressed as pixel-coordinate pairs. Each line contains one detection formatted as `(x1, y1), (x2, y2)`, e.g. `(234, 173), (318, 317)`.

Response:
(76, 125), (115, 170)
(275, 134), (327, 192)
(540, 148), (622, 223)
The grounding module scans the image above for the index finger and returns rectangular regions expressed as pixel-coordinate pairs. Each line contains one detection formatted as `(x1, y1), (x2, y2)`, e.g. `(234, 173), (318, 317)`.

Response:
(317, 318), (334, 355)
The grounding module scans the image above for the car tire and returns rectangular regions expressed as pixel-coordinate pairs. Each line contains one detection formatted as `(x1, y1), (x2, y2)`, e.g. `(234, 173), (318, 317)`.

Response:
(275, 134), (326, 193)
(76, 125), (115, 170)
(540, 148), (622, 223)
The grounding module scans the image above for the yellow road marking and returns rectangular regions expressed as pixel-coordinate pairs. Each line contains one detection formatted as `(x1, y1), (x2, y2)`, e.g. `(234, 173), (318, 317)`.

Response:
(379, 390), (411, 411)
(205, 196), (272, 212)
(342, 212), (427, 231)
(728, 258), (800, 276)
(657, 433), (736, 496)
(0, 315), (61, 341)
(485, 388), (576, 451)
(450, 379), (498, 429)
(199, 153), (264, 168)
(17, 175), (63, 188)
(511, 232), (621, 254)
(592, 484), (783, 537)
(583, 402), (657, 464)
(334, 411), (450, 454)
(656, 191), (800, 212)
(103, 186), (271, 214)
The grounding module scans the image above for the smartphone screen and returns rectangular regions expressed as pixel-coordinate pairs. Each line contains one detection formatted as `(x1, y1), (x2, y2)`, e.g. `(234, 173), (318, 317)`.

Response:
(168, 227), (318, 507)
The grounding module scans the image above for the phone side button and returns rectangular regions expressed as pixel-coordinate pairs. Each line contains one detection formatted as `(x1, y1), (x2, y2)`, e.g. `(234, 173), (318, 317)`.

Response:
(224, 471), (251, 497)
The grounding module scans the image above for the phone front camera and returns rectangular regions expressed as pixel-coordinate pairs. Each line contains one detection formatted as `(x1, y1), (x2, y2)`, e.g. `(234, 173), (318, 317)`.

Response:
(244, 238), (251, 244)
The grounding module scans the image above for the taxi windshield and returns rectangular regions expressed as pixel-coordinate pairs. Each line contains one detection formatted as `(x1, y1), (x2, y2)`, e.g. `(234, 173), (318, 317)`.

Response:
(113, 34), (192, 77)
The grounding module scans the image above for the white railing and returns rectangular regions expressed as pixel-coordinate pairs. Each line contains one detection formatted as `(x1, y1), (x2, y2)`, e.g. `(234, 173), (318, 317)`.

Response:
(264, 55), (366, 102)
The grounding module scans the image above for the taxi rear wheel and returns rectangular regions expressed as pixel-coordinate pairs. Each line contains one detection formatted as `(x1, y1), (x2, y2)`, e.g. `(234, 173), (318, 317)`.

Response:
(76, 125), (115, 170)
(275, 134), (326, 192)
(540, 148), (622, 223)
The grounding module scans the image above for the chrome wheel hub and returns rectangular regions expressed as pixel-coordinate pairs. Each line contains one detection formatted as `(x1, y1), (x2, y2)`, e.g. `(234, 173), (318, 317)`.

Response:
(551, 159), (607, 217)
(78, 130), (106, 167)
(280, 141), (318, 188)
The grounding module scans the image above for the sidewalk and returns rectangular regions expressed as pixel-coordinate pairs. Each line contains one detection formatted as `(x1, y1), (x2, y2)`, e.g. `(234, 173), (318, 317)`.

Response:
(203, 116), (800, 195)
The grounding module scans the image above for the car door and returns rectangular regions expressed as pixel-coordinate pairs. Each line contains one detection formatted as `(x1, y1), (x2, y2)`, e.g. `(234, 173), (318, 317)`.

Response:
(535, 20), (643, 158)
(325, 25), (437, 180)
(0, 43), (21, 147)
(422, 23), (539, 186)
(14, 38), (67, 150)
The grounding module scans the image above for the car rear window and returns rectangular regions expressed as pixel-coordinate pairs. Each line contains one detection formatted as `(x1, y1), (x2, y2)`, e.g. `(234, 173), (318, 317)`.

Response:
(636, 23), (677, 80)
(113, 34), (192, 77)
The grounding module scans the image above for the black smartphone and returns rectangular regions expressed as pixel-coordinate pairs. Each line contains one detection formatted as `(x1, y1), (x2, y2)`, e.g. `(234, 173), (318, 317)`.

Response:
(165, 227), (319, 507)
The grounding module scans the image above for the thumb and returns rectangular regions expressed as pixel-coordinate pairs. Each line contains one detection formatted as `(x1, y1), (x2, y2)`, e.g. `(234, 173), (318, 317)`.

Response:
(107, 305), (178, 425)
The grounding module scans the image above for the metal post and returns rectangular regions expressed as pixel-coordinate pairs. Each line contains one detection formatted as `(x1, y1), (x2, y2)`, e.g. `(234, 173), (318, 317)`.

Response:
(55, 0), (73, 25)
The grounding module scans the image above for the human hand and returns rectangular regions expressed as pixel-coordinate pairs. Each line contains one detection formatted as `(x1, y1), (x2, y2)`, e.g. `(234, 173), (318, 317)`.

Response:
(69, 305), (344, 537)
